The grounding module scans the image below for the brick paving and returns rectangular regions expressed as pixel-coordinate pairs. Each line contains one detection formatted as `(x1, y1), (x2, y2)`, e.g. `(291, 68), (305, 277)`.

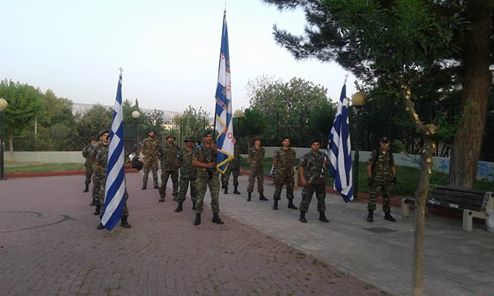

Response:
(0, 174), (386, 296)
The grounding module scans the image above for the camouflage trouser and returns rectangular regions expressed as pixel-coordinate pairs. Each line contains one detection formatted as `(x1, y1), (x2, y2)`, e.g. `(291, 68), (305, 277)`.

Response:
(247, 168), (264, 193)
(99, 188), (129, 218)
(84, 165), (93, 185)
(92, 171), (104, 204)
(273, 172), (294, 201)
(195, 172), (220, 214)
(221, 167), (239, 187)
(142, 160), (159, 188)
(159, 170), (179, 198)
(368, 182), (392, 212)
(177, 176), (197, 204)
(299, 183), (326, 212)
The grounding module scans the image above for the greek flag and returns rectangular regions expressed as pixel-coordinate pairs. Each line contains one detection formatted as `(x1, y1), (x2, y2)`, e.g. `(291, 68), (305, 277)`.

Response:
(214, 11), (234, 174)
(101, 72), (127, 230)
(328, 84), (353, 202)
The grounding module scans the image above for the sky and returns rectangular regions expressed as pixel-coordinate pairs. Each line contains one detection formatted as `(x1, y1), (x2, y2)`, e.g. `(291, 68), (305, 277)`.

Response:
(1, 0), (357, 114)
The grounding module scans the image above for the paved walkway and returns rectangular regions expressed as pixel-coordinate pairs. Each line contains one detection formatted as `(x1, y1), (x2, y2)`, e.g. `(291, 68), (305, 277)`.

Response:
(0, 173), (385, 296)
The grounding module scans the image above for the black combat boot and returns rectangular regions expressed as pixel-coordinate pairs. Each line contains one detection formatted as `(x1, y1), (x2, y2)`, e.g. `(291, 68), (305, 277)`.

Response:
(233, 186), (240, 194)
(90, 198), (98, 206)
(142, 185), (147, 190)
(93, 205), (100, 216)
(192, 202), (196, 210)
(154, 184), (159, 189)
(224, 186), (228, 194)
(319, 211), (329, 223)
(384, 211), (396, 222)
(175, 203), (183, 212)
(96, 223), (104, 230)
(212, 212), (224, 224)
(299, 211), (307, 223)
(83, 182), (89, 192)
(247, 192), (252, 202)
(287, 199), (298, 210)
(273, 200), (278, 210)
(367, 210), (374, 222)
(193, 213), (201, 225)
(259, 193), (269, 201)
(120, 216), (132, 228)
(159, 196), (165, 202)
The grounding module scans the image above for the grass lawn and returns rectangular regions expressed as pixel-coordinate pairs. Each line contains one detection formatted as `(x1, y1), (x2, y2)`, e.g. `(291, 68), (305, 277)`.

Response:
(240, 157), (494, 195)
(5, 162), (85, 174)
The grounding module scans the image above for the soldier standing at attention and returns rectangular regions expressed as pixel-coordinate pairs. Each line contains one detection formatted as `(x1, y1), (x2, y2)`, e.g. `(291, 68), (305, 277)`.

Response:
(367, 137), (397, 222)
(298, 139), (329, 223)
(192, 131), (224, 226)
(158, 135), (180, 202)
(246, 136), (269, 202)
(272, 136), (297, 210)
(140, 130), (160, 190)
(222, 136), (241, 195)
(95, 132), (131, 230)
(175, 136), (197, 212)
(82, 137), (98, 193)
(90, 131), (107, 208)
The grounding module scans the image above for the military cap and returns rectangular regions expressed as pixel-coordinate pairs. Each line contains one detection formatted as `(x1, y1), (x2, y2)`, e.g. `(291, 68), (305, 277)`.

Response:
(184, 136), (195, 142)
(380, 136), (390, 143)
(98, 130), (109, 137)
(203, 129), (213, 137)
(281, 136), (291, 142)
(254, 136), (261, 141)
(165, 134), (176, 140)
(310, 139), (321, 145)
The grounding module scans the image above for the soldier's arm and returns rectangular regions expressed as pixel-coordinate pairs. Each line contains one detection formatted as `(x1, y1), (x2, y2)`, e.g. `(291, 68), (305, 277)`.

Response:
(272, 151), (279, 166)
(298, 163), (307, 187)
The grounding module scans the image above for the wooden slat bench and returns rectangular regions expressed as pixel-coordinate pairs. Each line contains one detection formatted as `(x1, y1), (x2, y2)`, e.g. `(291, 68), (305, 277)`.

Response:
(401, 186), (494, 232)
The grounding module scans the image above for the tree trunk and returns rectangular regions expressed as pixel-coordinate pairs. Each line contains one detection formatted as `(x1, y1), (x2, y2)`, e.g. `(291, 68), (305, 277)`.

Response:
(450, 1), (493, 188)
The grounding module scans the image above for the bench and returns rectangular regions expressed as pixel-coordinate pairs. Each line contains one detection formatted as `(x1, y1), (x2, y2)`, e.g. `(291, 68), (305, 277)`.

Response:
(401, 186), (494, 232)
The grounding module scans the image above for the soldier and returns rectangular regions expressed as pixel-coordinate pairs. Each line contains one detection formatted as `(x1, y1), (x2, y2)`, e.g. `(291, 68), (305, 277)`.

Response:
(221, 136), (241, 194)
(192, 131), (224, 225)
(298, 139), (329, 223)
(95, 132), (131, 230)
(175, 136), (197, 212)
(367, 137), (397, 222)
(82, 137), (98, 193)
(272, 136), (297, 210)
(246, 136), (269, 202)
(158, 134), (180, 202)
(90, 131), (108, 207)
(140, 130), (160, 190)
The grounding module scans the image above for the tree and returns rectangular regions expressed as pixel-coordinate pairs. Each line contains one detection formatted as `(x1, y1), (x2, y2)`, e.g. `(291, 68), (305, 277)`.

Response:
(0, 79), (43, 156)
(261, 0), (493, 294)
(174, 105), (210, 144)
(75, 104), (112, 144)
(247, 75), (332, 146)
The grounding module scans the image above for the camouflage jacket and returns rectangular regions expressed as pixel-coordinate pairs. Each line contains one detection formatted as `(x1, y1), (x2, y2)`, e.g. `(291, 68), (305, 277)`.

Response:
(368, 150), (395, 183)
(273, 147), (296, 176)
(300, 150), (327, 185)
(179, 146), (196, 178)
(140, 137), (160, 162)
(248, 146), (265, 171)
(95, 144), (109, 175)
(193, 143), (219, 177)
(82, 143), (98, 167)
(160, 142), (180, 171)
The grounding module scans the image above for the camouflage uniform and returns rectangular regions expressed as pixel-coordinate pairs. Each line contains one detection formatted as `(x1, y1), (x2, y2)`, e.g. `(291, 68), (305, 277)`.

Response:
(140, 137), (160, 189)
(273, 147), (296, 201)
(367, 150), (395, 212)
(221, 143), (240, 188)
(299, 150), (327, 212)
(95, 144), (128, 217)
(82, 143), (97, 187)
(159, 141), (180, 200)
(91, 142), (105, 206)
(247, 146), (265, 194)
(177, 146), (197, 204)
(193, 143), (220, 213)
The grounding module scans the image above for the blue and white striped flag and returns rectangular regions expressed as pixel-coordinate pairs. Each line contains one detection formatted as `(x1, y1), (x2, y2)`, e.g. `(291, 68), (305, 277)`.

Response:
(214, 11), (234, 174)
(101, 72), (127, 230)
(328, 84), (353, 202)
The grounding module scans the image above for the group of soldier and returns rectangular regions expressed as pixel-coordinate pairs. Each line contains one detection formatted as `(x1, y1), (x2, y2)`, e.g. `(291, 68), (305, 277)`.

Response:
(83, 129), (398, 228)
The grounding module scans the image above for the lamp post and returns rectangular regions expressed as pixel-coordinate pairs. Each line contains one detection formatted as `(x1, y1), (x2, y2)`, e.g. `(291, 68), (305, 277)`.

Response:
(131, 110), (141, 152)
(0, 98), (8, 180)
(351, 91), (366, 200)
(233, 109), (244, 137)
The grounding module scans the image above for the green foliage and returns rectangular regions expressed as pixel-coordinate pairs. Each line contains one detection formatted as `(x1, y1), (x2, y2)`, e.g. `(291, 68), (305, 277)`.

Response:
(75, 104), (112, 143)
(247, 75), (334, 146)
(174, 105), (210, 143)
